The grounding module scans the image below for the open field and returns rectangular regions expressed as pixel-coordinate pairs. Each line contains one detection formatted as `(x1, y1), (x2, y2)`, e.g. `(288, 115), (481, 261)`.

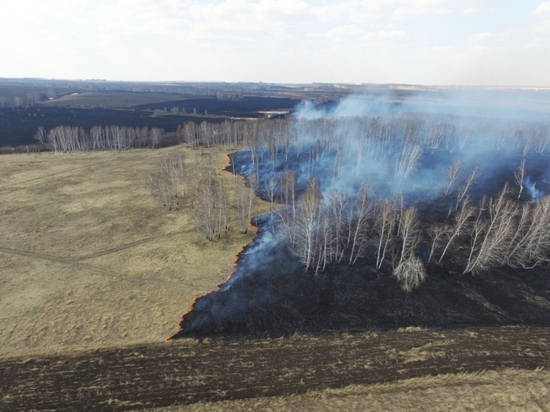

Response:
(2, 327), (550, 410)
(0, 146), (257, 358)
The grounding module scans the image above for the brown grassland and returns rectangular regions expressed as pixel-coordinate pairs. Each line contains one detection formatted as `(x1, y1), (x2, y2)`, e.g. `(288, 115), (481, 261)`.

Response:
(2, 147), (550, 411)
(0, 146), (257, 358)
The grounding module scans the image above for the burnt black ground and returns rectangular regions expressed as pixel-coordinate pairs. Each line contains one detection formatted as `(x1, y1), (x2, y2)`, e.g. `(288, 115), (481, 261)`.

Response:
(132, 96), (301, 117)
(172, 147), (550, 339)
(0, 96), (301, 147)
(176, 234), (550, 338)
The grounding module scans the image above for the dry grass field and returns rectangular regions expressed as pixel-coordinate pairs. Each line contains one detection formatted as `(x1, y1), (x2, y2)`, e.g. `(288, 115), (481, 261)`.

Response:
(0, 146), (257, 358)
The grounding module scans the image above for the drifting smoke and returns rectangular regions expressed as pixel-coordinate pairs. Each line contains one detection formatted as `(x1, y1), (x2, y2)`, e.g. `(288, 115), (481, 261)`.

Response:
(170, 88), (550, 338)
(525, 177), (542, 201)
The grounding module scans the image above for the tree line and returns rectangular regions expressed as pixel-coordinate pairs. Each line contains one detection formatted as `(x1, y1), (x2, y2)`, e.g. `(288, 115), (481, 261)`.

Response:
(34, 125), (165, 151)
(32, 118), (291, 152)
(32, 114), (550, 157)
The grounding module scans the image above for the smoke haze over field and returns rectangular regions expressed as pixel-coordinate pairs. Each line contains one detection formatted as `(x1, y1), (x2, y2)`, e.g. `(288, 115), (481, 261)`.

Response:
(296, 89), (550, 121)
(289, 90), (550, 202)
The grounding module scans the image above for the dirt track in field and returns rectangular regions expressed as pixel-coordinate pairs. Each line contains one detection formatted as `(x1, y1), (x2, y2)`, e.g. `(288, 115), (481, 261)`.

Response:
(2, 327), (550, 411)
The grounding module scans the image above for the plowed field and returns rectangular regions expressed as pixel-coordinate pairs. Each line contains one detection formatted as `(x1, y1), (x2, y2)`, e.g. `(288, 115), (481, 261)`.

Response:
(2, 327), (549, 411)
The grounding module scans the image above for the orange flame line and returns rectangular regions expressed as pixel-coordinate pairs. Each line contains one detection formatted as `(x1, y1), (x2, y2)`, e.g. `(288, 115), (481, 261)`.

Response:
(167, 149), (254, 341)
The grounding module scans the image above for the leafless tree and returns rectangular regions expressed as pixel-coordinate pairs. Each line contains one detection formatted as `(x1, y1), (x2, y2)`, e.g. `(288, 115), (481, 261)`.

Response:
(392, 253), (427, 292)
(194, 173), (225, 240)
(373, 199), (398, 270)
(327, 189), (348, 263)
(348, 181), (372, 266)
(34, 127), (46, 145)
(464, 184), (518, 275)
(444, 160), (464, 196)
(217, 177), (229, 235)
(148, 171), (178, 211)
(395, 206), (421, 267)
(289, 178), (322, 270)
(150, 128), (163, 148)
(235, 175), (251, 233)
(173, 152), (186, 199)
(506, 196), (550, 268)
(264, 176), (278, 214)
(183, 122), (199, 147)
(394, 144), (423, 179)
(437, 201), (475, 263)
(428, 224), (449, 263)
(456, 167), (480, 209)
(313, 210), (332, 273)
(514, 159), (526, 200)
(280, 168), (297, 217)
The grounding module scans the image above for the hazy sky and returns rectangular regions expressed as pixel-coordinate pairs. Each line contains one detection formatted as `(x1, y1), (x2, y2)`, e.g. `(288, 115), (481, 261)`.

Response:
(1, 1), (549, 86)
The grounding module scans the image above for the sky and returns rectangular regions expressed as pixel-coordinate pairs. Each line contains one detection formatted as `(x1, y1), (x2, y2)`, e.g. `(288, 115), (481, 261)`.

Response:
(1, 0), (549, 86)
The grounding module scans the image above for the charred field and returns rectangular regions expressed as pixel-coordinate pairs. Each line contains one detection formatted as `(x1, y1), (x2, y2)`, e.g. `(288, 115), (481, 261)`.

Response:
(0, 96), (301, 148)
(174, 174), (550, 338)
(172, 97), (550, 340)
(0, 106), (216, 147)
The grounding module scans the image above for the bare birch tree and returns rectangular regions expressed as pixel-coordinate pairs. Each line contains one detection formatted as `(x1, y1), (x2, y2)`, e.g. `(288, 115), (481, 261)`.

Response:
(289, 178), (322, 270)
(464, 184), (518, 274)
(327, 189), (348, 263)
(394, 144), (423, 179)
(444, 160), (464, 196)
(195, 174), (220, 240)
(456, 167), (479, 209)
(373, 199), (398, 270)
(428, 224), (449, 263)
(348, 181), (372, 265)
(514, 159), (526, 200)
(437, 201), (475, 263)
(395, 206), (421, 267)
(393, 253), (427, 292)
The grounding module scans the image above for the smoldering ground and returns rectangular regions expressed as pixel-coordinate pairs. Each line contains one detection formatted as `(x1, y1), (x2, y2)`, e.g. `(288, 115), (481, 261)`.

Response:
(170, 89), (550, 339)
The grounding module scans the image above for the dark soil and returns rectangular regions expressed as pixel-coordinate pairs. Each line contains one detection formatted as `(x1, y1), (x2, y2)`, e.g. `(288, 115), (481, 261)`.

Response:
(175, 236), (550, 338)
(132, 96), (301, 118)
(2, 327), (550, 411)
